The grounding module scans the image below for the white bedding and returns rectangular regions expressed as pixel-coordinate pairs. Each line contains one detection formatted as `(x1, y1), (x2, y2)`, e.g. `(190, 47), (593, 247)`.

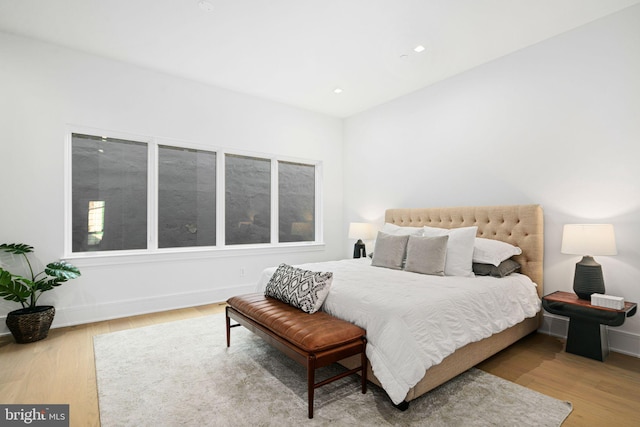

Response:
(256, 258), (541, 405)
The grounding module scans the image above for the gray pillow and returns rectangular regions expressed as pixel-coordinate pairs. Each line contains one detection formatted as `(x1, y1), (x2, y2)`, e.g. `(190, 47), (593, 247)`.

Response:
(371, 232), (410, 270)
(472, 259), (521, 278)
(404, 235), (449, 276)
(264, 263), (333, 313)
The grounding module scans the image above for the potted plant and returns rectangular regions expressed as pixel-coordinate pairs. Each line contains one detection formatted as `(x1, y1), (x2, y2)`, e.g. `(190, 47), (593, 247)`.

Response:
(0, 243), (81, 343)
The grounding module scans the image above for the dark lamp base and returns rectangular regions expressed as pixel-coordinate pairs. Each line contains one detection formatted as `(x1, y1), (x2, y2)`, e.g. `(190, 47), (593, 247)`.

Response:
(573, 256), (605, 300)
(353, 240), (366, 258)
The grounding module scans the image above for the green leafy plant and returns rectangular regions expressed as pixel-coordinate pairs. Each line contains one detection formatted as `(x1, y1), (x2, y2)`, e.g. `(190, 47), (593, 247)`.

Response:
(0, 243), (81, 309)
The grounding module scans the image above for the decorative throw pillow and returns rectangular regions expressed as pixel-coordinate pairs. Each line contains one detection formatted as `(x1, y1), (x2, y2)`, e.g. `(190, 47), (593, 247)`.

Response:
(371, 232), (410, 270)
(472, 259), (521, 278)
(422, 226), (477, 277)
(404, 235), (449, 276)
(264, 264), (333, 314)
(473, 238), (522, 267)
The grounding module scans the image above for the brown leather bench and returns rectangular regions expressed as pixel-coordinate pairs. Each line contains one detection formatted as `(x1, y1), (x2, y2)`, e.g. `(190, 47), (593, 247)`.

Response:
(226, 293), (367, 418)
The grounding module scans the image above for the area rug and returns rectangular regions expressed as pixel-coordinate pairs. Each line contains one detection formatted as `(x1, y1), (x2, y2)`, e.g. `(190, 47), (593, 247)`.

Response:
(94, 313), (572, 426)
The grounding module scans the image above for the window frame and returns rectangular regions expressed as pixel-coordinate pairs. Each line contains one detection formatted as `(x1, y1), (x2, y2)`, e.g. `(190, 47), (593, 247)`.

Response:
(64, 126), (324, 263)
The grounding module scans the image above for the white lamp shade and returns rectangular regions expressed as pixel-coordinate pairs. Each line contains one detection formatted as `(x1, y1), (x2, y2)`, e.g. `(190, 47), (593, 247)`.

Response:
(561, 224), (617, 256)
(348, 222), (376, 240)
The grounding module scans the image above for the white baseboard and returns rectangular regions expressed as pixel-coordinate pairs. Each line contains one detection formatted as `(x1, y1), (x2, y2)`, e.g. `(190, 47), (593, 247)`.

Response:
(0, 283), (256, 337)
(539, 313), (640, 358)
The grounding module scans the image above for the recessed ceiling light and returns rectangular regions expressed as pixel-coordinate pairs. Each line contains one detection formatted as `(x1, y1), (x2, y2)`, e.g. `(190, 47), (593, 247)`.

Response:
(414, 45), (425, 53)
(198, 0), (214, 12)
(333, 88), (343, 94)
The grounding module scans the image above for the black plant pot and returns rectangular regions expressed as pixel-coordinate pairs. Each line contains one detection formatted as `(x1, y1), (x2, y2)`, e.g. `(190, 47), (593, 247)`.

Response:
(6, 305), (55, 343)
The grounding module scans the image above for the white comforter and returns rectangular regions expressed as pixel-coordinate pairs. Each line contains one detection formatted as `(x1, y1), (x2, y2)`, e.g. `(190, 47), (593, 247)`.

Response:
(256, 258), (541, 404)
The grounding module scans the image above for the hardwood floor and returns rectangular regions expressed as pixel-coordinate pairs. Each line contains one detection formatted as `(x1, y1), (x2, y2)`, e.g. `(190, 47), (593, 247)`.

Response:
(478, 332), (640, 427)
(1, 304), (638, 426)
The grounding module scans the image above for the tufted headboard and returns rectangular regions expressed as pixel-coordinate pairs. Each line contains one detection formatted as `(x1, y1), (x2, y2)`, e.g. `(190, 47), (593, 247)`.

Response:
(385, 204), (544, 297)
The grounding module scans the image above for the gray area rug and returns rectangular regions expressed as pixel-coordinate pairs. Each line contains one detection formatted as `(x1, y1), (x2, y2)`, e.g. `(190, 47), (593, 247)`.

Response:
(94, 313), (572, 426)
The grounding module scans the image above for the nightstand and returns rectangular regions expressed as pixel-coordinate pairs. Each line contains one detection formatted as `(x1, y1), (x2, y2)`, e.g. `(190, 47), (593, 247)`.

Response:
(542, 291), (637, 361)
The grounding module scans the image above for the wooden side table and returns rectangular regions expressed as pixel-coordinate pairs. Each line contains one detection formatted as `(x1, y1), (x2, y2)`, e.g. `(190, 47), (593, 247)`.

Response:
(542, 291), (637, 361)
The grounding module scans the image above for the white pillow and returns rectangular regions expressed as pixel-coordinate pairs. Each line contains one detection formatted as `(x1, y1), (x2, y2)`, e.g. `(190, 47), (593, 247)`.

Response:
(381, 222), (423, 236)
(473, 238), (522, 267)
(422, 226), (477, 277)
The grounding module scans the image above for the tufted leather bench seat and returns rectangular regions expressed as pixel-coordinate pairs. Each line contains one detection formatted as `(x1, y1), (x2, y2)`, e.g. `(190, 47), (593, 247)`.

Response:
(226, 293), (367, 418)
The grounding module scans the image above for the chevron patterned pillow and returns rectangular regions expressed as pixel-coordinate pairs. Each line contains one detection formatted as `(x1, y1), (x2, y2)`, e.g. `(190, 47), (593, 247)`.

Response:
(264, 264), (333, 314)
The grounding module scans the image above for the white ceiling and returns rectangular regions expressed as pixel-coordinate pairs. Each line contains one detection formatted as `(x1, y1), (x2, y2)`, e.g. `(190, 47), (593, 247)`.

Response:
(1, 0), (638, 117)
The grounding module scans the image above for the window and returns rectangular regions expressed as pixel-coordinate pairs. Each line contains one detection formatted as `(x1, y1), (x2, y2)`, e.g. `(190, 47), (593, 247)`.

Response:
(68, 130), (321, 255)
(158, 146), (216, 248)
(225, 154), (271, 245)
(278, 161), (315, 242)
(71, 133), (147, 252)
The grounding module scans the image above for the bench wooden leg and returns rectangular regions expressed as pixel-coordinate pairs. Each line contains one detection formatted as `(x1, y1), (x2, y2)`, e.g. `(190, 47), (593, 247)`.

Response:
(226, 307), (231, 347)
(361, 337), (368, 394)
(226, 307), (242, 348)
(308, 354), (316, 419)
(306, 339), (367, 419)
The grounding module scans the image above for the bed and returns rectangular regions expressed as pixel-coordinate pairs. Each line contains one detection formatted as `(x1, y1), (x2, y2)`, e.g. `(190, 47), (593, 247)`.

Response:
(258, 204), (544, 407)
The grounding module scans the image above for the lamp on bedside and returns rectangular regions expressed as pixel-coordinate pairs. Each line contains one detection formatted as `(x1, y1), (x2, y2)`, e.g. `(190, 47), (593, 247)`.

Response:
(348, 222), (375, 258)
(561, 224), (617, 300)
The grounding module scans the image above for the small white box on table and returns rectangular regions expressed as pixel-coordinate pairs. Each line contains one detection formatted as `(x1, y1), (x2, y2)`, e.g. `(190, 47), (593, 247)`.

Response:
(590, 293), (625, 310)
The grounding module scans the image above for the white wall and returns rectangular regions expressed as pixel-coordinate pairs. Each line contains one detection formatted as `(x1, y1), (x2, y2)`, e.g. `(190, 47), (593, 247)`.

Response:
(344, 6), (640, 356)
(0, 32), (344, 332)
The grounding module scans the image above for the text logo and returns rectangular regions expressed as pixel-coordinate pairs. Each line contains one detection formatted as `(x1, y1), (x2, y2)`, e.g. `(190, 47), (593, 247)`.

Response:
(0, 405), (69, 426)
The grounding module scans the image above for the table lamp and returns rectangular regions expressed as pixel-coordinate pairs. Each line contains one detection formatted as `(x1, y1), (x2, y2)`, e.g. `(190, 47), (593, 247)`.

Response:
(561, 224), (617, 300)
(348, 222), (375, 258)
